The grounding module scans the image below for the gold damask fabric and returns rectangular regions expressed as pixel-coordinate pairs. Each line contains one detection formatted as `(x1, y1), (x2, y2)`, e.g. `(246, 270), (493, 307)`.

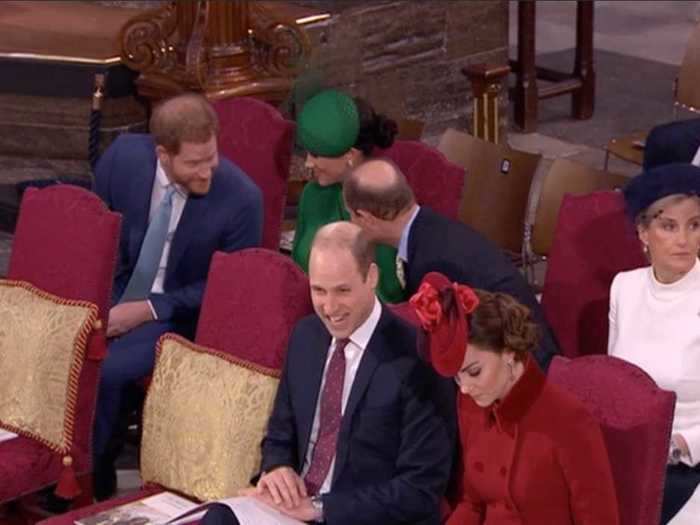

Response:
(0, 279), (97, 453)
(141, 334), (281, 501)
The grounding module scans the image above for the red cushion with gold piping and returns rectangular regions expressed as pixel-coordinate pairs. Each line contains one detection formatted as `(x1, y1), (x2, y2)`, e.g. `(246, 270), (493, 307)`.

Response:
(0, 279), (98, 498)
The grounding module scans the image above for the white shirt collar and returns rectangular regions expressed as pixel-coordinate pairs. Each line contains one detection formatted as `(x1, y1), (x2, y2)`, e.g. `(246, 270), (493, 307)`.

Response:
(332, 297), (382, 351)
(648, 257), (700, 301)
(156, 160), (187, 197)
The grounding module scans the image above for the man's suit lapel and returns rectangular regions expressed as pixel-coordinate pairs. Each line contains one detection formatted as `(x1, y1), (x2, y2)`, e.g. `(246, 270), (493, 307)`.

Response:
(332, 308), (389, 483)
(166, 194), (209, 278)
(299, 324), (332, 461)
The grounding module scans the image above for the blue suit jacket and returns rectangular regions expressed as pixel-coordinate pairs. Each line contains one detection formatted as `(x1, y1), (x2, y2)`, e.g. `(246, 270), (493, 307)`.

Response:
(94, 133), (263, 326)
(261, 306), (452, 525)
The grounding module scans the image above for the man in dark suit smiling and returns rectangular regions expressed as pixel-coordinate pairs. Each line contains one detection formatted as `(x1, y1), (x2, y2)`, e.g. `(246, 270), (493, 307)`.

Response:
(204, 221), (451, 525)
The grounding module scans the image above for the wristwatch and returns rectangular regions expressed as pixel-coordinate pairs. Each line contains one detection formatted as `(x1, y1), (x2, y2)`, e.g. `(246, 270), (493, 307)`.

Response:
(669, 440), (683, 465)
(310, 495), (324, 522)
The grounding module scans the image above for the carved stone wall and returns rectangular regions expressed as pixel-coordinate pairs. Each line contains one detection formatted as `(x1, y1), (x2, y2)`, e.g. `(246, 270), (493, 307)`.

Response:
(295, 0), (509, 136)
(96, 0), (509, 135)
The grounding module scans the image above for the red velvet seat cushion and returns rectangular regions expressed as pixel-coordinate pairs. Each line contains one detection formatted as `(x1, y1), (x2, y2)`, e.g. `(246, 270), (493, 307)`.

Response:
(195, 249), (313, 370)
(0, 437), (58, 502)
(549, 355), (676, 525)
(381, 140), (465, 221)
(541, 191), (647, 358)
(214, 98), (295, 251)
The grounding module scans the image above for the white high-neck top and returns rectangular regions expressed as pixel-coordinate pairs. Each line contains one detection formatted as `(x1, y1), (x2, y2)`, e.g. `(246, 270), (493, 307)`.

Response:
(608, 258), (700, 466)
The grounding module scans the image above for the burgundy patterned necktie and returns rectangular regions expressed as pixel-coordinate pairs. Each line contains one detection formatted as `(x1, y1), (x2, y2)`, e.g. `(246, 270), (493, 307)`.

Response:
(304, 338), (349, 495)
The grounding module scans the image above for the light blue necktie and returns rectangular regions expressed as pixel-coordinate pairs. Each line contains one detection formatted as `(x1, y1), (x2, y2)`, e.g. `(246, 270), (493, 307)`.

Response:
(120, 185), (176, 302)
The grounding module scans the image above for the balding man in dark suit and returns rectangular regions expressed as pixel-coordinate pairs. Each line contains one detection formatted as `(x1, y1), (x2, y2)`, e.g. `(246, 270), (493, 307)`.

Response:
(343, 158), (559, 371)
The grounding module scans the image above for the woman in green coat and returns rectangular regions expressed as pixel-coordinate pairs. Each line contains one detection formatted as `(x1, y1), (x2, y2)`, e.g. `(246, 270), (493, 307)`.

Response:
(291, 89), (405, 303)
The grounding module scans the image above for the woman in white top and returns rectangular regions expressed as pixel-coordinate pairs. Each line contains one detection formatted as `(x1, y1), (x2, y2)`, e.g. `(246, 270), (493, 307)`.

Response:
(609, 163), (700, 525)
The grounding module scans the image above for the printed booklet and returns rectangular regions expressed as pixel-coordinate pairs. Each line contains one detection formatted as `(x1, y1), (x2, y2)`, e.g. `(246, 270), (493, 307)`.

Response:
(75, 491), (304, 525)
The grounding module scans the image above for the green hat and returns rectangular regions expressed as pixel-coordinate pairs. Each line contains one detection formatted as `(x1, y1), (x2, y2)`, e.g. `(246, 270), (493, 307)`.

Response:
(297, 89), (360, 157)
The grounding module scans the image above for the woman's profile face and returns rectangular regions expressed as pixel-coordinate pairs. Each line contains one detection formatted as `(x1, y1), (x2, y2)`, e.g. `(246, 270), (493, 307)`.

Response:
(455, 343), (515, 407)
(305, 148), (362, 186)
(638, 196), (700, 283)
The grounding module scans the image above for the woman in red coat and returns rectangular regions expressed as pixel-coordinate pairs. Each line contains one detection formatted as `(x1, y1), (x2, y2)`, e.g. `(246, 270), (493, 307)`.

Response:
(410, 272), (619, 525)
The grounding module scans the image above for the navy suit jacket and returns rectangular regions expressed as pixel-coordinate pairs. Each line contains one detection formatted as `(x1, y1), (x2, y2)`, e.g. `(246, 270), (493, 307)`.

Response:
(94, 133), (263, 327)
(261, 306), (452, 525)
(406, 207), (559, 371)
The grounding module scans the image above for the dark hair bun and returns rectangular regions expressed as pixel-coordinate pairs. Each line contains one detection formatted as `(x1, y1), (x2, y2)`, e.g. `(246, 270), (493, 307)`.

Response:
(469, 290), (540, 360)
(500, 295), (540, 357)
(373, 114), (398, 149)
(353, 97), (398, 155)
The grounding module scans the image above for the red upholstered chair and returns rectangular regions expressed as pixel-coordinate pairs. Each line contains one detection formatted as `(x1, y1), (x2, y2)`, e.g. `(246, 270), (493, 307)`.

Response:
(540, 191), (647, 358)
(213, 97), (295, 251)
(381, 140), (465, 221)
(195, 248), (313, 370)
(0, 186), (121, 505)
(548, 355), (676, 525)
(37, 248), (313, 525)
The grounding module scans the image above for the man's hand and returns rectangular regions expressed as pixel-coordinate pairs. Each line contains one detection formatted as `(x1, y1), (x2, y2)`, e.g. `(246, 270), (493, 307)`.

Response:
(242, 490), (322, 523)
(107, 301), (154, 338)
(673, 433), (691, 458)
(275, 497), (321, 522)
(256, 466), (307, 509)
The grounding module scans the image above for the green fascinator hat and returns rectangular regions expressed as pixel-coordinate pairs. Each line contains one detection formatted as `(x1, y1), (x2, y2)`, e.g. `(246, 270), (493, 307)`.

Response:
(297, 89), (360, 157)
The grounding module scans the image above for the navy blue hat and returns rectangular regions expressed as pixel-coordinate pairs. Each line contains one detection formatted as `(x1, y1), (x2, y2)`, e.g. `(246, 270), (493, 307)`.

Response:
(623, 163), (700, 221)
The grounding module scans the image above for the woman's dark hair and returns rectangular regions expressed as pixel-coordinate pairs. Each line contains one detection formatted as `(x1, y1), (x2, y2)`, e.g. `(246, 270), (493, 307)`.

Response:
(353, 97), (398, 156)
(438, 287), (540, 362)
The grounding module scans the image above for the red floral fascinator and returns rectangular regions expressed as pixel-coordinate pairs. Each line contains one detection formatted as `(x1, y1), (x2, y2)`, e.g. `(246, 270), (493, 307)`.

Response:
(409, 272), (480, 377)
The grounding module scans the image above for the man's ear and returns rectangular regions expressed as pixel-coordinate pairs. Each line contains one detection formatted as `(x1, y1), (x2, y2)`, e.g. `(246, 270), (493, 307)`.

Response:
(356, 209), (372, 221)
(156, 145), (175, 166)
(367, 262), (380, 288)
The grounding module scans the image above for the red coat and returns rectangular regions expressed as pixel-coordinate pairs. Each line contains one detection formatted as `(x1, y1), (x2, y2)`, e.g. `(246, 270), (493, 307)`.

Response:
(447, 357), (619, 525)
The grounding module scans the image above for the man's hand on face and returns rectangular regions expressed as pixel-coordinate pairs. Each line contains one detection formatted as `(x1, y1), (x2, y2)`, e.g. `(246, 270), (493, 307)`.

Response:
(255, 466), (307, 509)
(107, 301), (154, 338)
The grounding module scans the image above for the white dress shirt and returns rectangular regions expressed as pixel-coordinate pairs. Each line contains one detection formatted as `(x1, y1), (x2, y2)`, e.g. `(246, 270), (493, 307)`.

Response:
(149, 161), (188, 295)
(691, 146), (700, 166)
(301, 298), (382, 494)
